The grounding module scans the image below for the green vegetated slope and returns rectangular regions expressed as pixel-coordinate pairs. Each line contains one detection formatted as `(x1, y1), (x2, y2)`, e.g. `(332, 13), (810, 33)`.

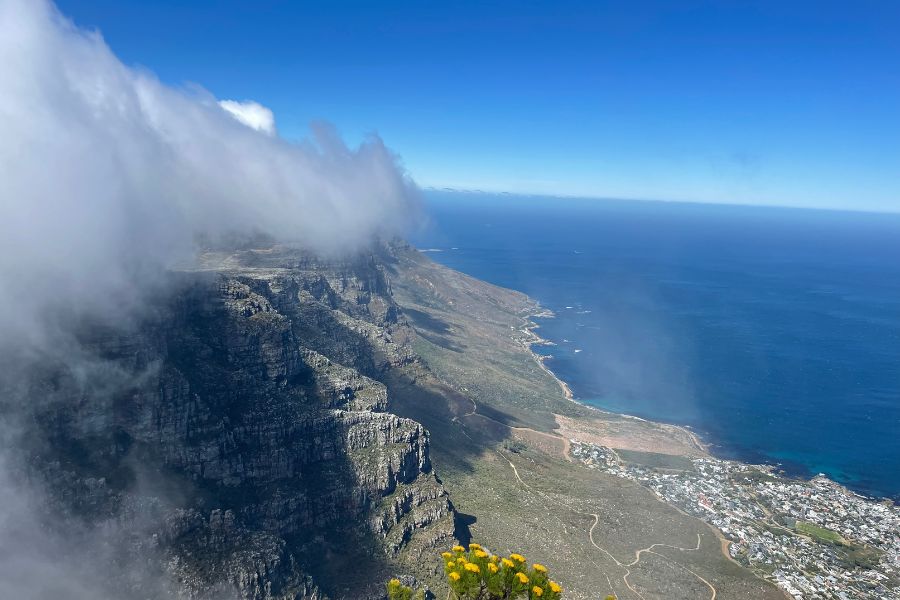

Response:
(382, 243), (786, 600)
(796, 521), (843, 544)
(793, 521), (881, 569)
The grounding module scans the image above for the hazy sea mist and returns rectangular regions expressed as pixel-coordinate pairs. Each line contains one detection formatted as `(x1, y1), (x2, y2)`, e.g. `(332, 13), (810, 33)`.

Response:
(413, 192), (900, 501)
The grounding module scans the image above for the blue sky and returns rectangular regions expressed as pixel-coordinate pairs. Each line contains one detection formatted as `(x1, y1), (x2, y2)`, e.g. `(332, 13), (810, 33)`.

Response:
(56, 0), (900, 211)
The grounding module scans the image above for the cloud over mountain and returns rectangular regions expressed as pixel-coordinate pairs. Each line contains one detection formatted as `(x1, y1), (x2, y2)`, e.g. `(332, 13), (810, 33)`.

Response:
(0, 0), (421, 349)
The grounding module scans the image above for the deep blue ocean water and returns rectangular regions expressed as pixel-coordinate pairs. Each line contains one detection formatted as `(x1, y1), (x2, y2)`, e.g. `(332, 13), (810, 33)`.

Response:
(412, 192), (900, 501)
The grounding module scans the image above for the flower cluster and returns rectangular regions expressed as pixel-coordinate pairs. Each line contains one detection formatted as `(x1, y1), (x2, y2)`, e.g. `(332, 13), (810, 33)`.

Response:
(440, 543), (564, 600)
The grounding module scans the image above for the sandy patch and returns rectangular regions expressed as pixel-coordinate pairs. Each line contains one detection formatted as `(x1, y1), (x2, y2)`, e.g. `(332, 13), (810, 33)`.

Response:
(555, 413), (707, 458)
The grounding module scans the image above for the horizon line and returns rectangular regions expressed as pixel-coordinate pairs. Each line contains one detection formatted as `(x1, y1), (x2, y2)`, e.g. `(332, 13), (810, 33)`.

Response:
(421, 186), (900, 217)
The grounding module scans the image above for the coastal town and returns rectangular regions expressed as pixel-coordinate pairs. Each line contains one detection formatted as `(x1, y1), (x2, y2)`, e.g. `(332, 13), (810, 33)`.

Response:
(570, 441), (900, 599)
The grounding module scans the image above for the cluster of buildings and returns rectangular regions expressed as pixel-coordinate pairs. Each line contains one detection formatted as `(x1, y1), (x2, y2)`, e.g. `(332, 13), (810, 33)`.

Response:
(570, 441), (900, 599)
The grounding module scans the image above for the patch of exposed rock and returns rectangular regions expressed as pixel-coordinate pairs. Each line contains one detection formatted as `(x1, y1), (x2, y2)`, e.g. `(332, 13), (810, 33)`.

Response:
(4, 244), (456, 599)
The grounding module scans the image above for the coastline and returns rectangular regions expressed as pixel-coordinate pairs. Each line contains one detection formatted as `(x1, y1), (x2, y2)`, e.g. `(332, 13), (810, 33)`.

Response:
(518, 306), (898, 504)
(517, 311), (575, 402)
(518, 307), (710, 456)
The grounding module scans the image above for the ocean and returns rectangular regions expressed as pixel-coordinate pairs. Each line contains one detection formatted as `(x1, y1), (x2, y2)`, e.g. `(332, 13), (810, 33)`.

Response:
(411, 192), (900, 501)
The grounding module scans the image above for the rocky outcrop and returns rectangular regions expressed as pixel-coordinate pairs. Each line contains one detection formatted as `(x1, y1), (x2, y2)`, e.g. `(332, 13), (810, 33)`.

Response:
(8, 244), (456, 599)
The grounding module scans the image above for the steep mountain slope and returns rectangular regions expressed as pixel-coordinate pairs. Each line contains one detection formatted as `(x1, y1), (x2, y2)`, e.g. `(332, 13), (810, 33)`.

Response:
(2, 245), (455, 599)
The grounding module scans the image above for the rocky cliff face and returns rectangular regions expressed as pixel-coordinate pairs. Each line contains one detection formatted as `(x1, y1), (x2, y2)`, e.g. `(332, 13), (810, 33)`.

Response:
(6, 245), (456, 599)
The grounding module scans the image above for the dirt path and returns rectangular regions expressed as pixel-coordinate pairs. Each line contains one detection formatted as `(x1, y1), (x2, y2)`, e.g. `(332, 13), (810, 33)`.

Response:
(456, 394), (719, 600)
(510, 426), (571, 461)
(457, 395), (570, 460)
(505, 452), (717, 600)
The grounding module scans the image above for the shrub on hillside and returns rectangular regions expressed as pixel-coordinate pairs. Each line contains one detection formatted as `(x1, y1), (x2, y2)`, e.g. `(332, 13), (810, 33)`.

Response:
(386, 543), (616, 600)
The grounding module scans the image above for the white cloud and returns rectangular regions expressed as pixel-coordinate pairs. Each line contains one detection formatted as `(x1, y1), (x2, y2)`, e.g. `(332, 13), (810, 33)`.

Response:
(218, 99), (277, 135)
(0, 0), (422, 349)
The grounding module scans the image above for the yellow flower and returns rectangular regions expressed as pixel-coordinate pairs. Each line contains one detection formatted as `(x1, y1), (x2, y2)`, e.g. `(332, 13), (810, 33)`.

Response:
(488, 563), (499, 573)
(449, 572), (461, 581)
(441, 552), (452, 560)
(549, 581), (562, 593)
(490, 555), (500, 563)
(457, 557), (466, 565)
(516, 572), (530, 584)
(469, 542), (482, 550)
(532, 563), (547, 573)
(510, 553), (526, 563)
(446, 562), (454, 569)
(464, 563), (481, 574)
(501, 558), (515, 568)
(453, 545), (465, 553)
(474, 549), (488, 558)
(389, 579), (401, 586)
(532, 585), (544, 597)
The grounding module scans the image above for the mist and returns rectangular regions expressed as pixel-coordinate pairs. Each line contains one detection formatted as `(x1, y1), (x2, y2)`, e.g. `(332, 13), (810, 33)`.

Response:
(0, 0), (421, 353)
(0, 0), (422, 597)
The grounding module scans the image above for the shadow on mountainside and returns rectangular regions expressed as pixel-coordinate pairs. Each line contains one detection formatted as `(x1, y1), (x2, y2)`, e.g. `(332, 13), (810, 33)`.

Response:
(385, 372), (511, 478)
(402, 307), (467, 353)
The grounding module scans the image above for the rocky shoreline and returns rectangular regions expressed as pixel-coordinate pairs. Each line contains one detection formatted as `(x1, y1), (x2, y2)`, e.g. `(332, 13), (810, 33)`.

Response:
(517, 311), (575, 402)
